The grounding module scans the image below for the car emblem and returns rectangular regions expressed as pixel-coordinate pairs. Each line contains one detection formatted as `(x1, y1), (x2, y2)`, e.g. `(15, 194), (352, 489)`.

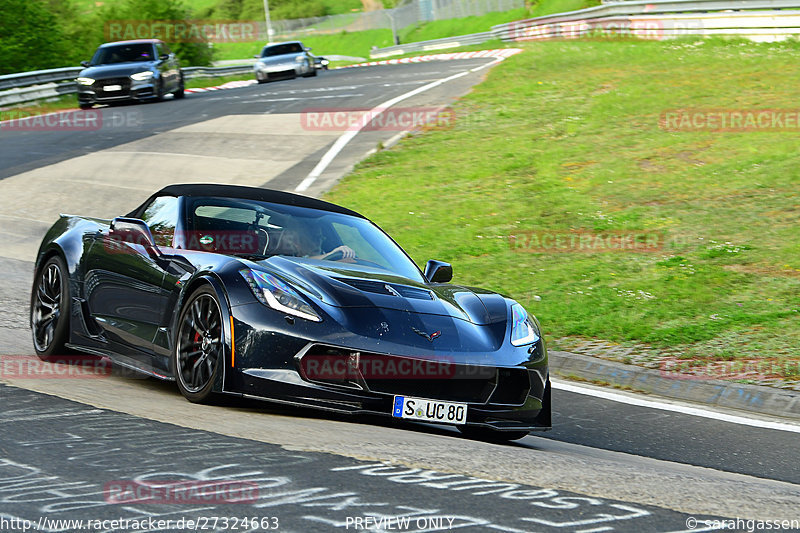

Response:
(412, 327), (442, 342)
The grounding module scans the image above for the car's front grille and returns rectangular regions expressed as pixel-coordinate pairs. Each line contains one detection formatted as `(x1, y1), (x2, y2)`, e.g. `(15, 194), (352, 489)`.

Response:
(297, 345), (531, 405)
(93, 77), (131, 98)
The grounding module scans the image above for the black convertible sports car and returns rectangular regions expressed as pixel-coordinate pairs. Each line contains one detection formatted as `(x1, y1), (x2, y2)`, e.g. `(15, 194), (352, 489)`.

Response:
(31, 184), (550, 441)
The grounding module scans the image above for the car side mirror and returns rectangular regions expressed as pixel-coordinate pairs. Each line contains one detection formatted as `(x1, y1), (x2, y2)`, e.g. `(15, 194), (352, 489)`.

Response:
(109, 217), (162, 258)
(424, 260), (452, 283)
(159, 54), (169, 61)
(80, 61), (90, 67)
(304, 47), (311, 51)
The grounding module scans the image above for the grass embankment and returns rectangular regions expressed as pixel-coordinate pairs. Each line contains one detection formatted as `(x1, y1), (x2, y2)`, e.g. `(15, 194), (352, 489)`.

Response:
(325, 38), (800, 382)
(209, 3), (596, 61)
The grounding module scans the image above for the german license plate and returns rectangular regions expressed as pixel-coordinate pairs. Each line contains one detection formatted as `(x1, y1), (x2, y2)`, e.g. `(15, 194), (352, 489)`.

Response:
(392, 396), (467, 425)
(104, 84), (122, 91)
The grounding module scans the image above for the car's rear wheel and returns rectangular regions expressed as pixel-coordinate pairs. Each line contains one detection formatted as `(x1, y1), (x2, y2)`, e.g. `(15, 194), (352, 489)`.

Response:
(458, 426), (529, 442)
(174, 286), (224, 403)
(78, 102), (93, 110)
(31, 255), (70, 360)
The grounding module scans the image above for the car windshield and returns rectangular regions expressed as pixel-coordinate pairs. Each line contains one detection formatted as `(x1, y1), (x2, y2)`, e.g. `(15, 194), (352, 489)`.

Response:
(262, 43), (303, 57)
(185, 197), (424, 282)
(92, 43), (155, 65)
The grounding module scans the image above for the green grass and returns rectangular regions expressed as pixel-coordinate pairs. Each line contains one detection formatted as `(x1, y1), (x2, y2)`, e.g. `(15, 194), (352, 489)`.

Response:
(75, 0), (363, 17)
(320, 0), (364, 16)
(212, 29), (394, 61)
(184, 73), (253, 88)
(398, 8), (530, 42)
(529, 0), (601, 16)
(324, 38), (800, 373)
(209, 2), (599, 63)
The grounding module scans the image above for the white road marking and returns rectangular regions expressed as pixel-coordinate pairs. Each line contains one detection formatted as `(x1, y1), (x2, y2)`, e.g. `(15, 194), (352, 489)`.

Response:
(552, 380), (800, 434)
(294, 57), (505, 193)
(240, 93), (365, 103)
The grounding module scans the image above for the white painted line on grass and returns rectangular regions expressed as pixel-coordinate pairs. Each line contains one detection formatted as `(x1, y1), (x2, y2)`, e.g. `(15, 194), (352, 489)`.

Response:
(552, 380), (800, 434)
(294, 68), (470, 192)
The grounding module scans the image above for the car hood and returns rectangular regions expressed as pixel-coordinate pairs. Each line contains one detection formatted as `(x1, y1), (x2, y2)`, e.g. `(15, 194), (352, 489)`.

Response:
(79, 63), (156, 79)
(259, 53), (303, 65)
(257, 256), (509, 326)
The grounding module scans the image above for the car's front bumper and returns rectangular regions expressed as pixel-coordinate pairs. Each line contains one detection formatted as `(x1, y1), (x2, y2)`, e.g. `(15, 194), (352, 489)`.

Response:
(77, 77), (158, 105)
(225, 302), (551, 432)
(254, 61), (309, 80)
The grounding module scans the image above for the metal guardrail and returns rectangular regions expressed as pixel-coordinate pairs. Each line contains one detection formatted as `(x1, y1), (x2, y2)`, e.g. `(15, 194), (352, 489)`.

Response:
(370, 31), (498, 58)
(369, 0), (800, 57)
(0, 67), (83, 92)
(0, 64), (254, 108)
(491, 0), (800, 41)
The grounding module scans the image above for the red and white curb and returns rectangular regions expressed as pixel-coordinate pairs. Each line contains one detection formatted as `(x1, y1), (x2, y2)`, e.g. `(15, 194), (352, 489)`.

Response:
(336, 48), (523, 69)
(185, 79), (256, 93)
(183, 49), (522, 93)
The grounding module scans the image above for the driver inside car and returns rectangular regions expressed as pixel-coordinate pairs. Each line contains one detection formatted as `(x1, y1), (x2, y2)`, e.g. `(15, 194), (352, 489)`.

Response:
(277, 220), (356, 261)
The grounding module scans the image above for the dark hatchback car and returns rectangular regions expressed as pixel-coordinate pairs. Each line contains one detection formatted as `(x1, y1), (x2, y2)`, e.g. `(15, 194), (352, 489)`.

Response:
(76, 39), (184, 109)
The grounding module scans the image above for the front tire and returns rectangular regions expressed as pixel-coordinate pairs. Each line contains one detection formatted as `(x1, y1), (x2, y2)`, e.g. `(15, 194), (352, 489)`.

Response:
(154, 78), (165, 101)
(31, 255), (70, 360)
(174, 286), (224, 403)
(458, 426), (529, 443)
(173, 74), (185, 99)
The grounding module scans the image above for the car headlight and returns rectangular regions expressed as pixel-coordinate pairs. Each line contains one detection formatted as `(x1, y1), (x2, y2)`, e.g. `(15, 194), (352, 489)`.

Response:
(239, 269), (321, 322)
(321, 59), (330, 66)
(510, 303), (540, 346)
(76, 77), (94, 85)
(130, 71), (154, 81)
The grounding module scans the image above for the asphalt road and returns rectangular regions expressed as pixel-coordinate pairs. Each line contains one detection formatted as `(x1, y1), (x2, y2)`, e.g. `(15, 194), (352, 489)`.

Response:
(0, 383), (725, 533)
(1, 59), (799, 530)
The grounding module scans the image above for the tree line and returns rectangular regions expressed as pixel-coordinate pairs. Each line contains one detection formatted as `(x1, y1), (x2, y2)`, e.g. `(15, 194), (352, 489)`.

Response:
(0, 0), (362, 74)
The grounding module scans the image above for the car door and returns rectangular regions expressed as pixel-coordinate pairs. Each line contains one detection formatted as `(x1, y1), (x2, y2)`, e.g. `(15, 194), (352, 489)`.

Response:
(83, 196), (179, 362)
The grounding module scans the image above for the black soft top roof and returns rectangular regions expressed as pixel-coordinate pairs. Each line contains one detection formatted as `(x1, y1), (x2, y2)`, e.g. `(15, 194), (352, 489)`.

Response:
(132, 184), (364, 218)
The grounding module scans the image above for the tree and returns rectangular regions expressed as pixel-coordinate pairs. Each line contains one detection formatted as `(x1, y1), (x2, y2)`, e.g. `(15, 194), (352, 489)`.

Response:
(0, 0), (71, 74)
(95, 0), (214, 66)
